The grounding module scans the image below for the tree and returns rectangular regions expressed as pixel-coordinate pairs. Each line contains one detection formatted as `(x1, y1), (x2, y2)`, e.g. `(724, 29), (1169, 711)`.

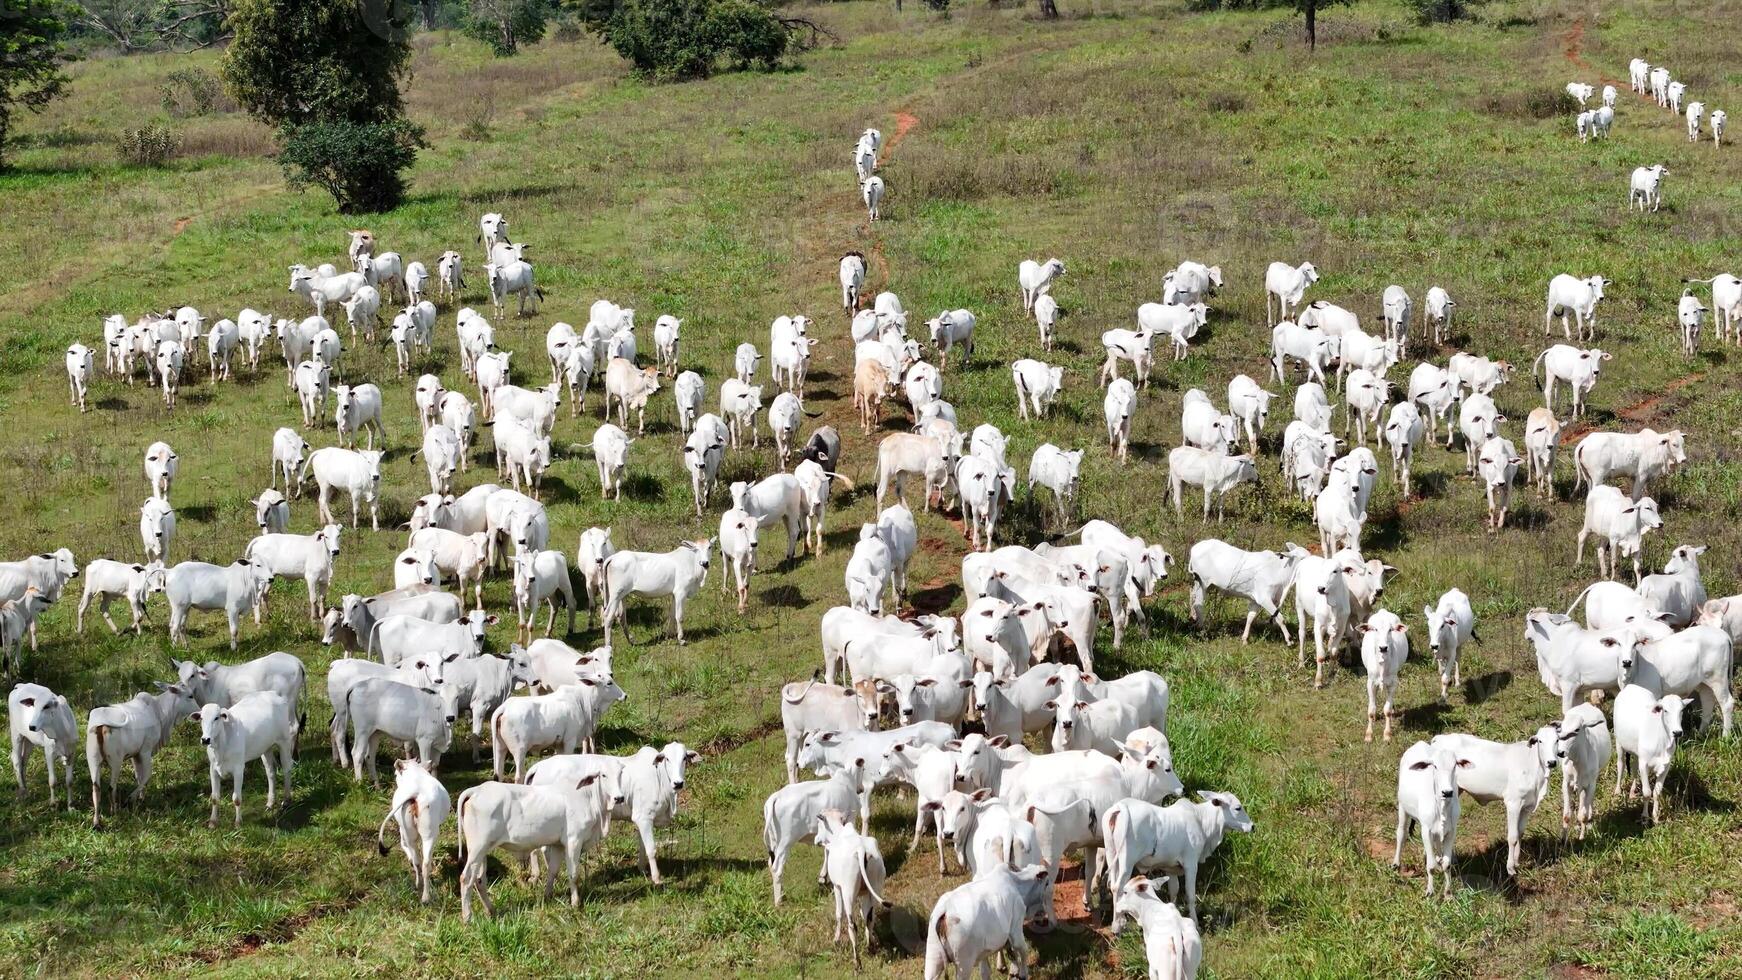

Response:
(1289, 0), (1352, 50)
(570, 0), (813, 80)
(466, 0), (548, 56)
(220, 0), (424, 211)
(0, 0), (75, 167)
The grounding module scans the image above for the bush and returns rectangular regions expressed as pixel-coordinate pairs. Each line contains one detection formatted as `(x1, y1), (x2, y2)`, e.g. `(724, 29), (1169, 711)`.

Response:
(117, 124), (180, 165)
(1404, 0), (1481, 23)
(706, 0), (787, 71)
(159, 67), (222, 117)
(276, 118), (425, 213)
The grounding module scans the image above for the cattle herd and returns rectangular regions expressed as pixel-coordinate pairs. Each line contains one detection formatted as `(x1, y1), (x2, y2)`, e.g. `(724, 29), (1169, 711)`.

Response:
(8, 53), (1739, 980)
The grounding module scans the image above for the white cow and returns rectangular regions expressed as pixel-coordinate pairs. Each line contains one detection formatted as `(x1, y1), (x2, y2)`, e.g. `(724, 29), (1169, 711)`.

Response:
(1167, 448), (1256, 522)
(1557, 704), (1610, 843)
(922, 864), (1056, 979)
(1629, 165), (1669, 213)
(376, 758), (450, 904)
(1226, 375), (1275, 452)
(159, 559), (272, 650)
(1533, 344), (1610, 418)
(1027, 444), (1083, 524)
(76, 558), (160, 634)
(1269, 322), (1334, 385)
(1383, 401), (1424, 497)
(861, 176), (884, 220)
(65, 344), (93, 412)
(1430, 725), (1562, 875)
(720, 379), (764, 449)
(305, 447), (383, 530)
(600, 541), (712, 646)
(1577, 486), (1663, 582)
(334, 383), (386, 450)
(1104, 378), (1137, 463)
(591, 423), (631, 501)
(245, 524), (341, 620)
(84, 682), (198, 826)
(138, 497), (175, 564)
(1012, 358), (1064, 420)
(9, 683), (76, 807)
(1033, 294), (1059, 351)
(1573, 428), (1685, 501)
(1099, 790), (1254, 923)
(1544, 274), (1610, 341)
(1264, 261), (1319, 322)
(453, 774), (615, 921)
(1523, 407), (1561, 496)
(1019, 258), (1066, 311)
(294, 359), (330, 427)
(1422, 589), (1475, 704)
(1358, 609), (1409, 742)
(1392, 740), (1467, 898)
(1678, 291), (1708, 355)
(193, 691), (295, 828)
(1477, 435), (1523, 530)
(1613, 685), (1689, 825)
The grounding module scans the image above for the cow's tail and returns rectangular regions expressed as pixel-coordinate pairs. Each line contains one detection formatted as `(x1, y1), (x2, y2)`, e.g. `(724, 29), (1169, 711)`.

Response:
(1571, 439), (1589, 491)
(825, 471), (856, 491)
(858, 849), (892, 908)
(1531, 348), (1550, 381)
(378, 794), (409, 855)
(455, 788), (473, 865)
(1564, 582), (1602, 620)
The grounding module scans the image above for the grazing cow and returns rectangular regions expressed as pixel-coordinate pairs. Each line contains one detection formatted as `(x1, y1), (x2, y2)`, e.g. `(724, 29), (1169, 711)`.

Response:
(1358, 609), (1410, 742)
(1100, 790), (1254, 924)
(1431, 725), (1562, 876)
(159, 559), (272, 650)
(1393, 740), (1468, 898)
(1613, 685), (1689, 825)
(1269, 322), (1334, 385)
(1011, 358), (1064, 420)
(9, 683), (76, 808)
(1019, 258), (1066, 311)
(922, 864), (1056, 980)
(1163, 260), (1224, 305)
(1629, 164), (1669, 212)
(1446, 353), (1509, 399)
(1573, 427), (1685, 502)
(84, 682), (198, 826)
(1577, 486), (1662, 582)
(193, 691), (295, 829)
(1028, 444), (1083, 524)
(305, 447), (383, 530)
(1167, 448), (1256, 522)
(76, 558), (159, 634)
(1422, 589), (1475, 704)
(1264, 261), (1319, 323)
(1104, 378), (1137, 463)
(600, 541), (711, 646)
(1186, 539), (1306, 645)
(454, 773), (616, 922)
(1566, 81), (1593, 105)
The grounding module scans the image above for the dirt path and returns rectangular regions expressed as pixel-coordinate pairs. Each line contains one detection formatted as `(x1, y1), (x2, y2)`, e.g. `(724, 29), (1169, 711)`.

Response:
(1560, 16), (1628, 91)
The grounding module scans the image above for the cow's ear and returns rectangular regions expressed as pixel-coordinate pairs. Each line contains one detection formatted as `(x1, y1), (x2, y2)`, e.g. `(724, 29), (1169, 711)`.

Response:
(1042, 700), (1057, 710)
(443, 653), (461, 663)
(189, 711), (201, 722)
(1408, 760), (1432, 771)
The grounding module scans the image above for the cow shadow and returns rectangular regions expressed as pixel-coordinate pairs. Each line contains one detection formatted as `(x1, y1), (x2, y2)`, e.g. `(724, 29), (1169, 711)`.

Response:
(1461, 670), (1512, 706)
(622, 473), (666, 501)
(760, 584), (807, 608)
(909, 583), (961, 616)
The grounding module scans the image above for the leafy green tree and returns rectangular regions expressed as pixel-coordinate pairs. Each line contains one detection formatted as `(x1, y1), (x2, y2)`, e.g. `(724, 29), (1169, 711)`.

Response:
(219, 0), (424, 211)
(0, 0), (75, 167)
(466, 0), (548, 56)
(571, 0), (795, 79)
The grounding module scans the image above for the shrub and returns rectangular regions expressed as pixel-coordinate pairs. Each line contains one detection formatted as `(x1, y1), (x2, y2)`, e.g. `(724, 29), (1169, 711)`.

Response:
(276, 118), (425, 213)
(117, 124), (180, 165)
(159, 67), (221, 117)
(706, 0), (788, 71)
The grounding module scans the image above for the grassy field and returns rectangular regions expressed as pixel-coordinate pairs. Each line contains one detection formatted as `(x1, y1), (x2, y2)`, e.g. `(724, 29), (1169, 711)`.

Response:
(4, 0), (1742, 975)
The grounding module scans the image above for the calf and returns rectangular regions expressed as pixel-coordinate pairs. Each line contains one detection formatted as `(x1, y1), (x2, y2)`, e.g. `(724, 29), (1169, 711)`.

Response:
(1027, 444), (1083, 523)
(591, 423), (630, 501)
(1613, 685), (1688, 825)
(346, 678), (451, 784)
(9, 682), (76, 807)
(1422, 589), (1475, 704)
(376, 758), (450, 903)
(245, 524), (342, 620)
(139, 497), (175, 564)
(1523, 407), (1561, 496)
(1477, 435), (1523, 530)
(1358, 609), (1409, 741)
(1557, 704), (1610, 843)
(84, 682), (199, 826)
(194, 691), (295, 828)
(1189, 539), (1309, 644)
(764, 765), (885, 901)
(1430, 725), (1562, 875)
(76, 558), (158, 634)
(601, 540), (711, 646)
(923, 864), (1055, 980)
(1167, 448), (1257, 522)
(1101, 791), (1255, 923)
(161, 559), (272, 650)
(455, 774), (615, 921)
(512, 549), (577, 641)
(1393, 740), (1468, 898)
(254, 488), (290, 534)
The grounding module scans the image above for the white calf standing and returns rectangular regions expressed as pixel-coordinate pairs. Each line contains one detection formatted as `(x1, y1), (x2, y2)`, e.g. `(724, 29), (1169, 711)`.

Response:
(1613, 684), (1689, 825)
(9, 683), (76, 807)
(1629, 164), (1669, 212)
(1678, 291), (1708, 355)
(139, 497), (176, 563)
(1114, 877), (1203, 979)
(719, 507), (760, 614)
(194, 691), (296, 828)
(77, 558), (159, 634)
(1422, 589), (1475, 704)
(65, 345), (93, 412)
(1392, 740), (1467, 898)
(144, 440), (178, 500)
(861, 176), (884, 221)
(1523, 407), (1561, 496)
(1557, 703), (1610, 842)
(1358, 609), (1409, 741)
